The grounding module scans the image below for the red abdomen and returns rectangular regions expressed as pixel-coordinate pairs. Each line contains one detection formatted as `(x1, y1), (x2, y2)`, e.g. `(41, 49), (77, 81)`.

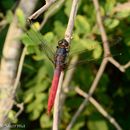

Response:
(47, 70), (61, 114)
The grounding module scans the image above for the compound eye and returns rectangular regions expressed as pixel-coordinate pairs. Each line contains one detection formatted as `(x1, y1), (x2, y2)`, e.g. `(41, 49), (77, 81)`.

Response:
(65, 41), (69, 47)
(58, 39), (69, 47)
(58, 40), (63, 45)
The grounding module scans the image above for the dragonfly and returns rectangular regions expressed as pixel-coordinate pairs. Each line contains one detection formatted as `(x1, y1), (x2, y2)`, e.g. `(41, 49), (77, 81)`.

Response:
(40, 38), (69, 114)
(23, 22), (122, 114)
(24, 24), (72, 114)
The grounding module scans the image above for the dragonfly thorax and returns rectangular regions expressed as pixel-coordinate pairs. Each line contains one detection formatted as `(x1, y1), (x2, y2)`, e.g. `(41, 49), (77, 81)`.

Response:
(54, 39), (70, 70)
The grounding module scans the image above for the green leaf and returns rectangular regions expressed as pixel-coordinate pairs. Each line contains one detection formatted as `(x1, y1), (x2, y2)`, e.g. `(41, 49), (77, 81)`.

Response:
(114, 3), (130, 19)
(72, 121), (84, 130)
(30, 110), (41, 120)
(40, 114), (52, 128)
(16, 8), (26, 28)
(125, 36), (130, 46)
(105, 0), (116, 15)
(54, 21), (65, 38)
(26, 45), (40, 55)
(8, 110), (18, 123)
(75, 15), (91, 34)
(22, 29), (43, 46)
(104, 18), (119, 29)
(43, 32), (54, 43)
(64, 0), (72, 17)
(88, 119), (108, 130)
(24, 92), (34, 103)
(71, 35), (100, 53)
(81, 39), (100, 51)
(6, 10), (13, 23)
(116, 10), (130, 19)
(35, 93), (47, 102)
(92, 44), (102, 59)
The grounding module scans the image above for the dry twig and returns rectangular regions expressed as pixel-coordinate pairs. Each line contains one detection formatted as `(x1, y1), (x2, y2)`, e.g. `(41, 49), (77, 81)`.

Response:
(40, 0), (65, 28)
(66, 58), (108, 130)
(53, 71), (64, 130)
(75, 87), (122, 130)
(0, 0), (38, 125)
(14, 102), (24, 119)
(66, 0), (130, 129)
(28, 0), (56, 20)
(53, 0), (79, 129)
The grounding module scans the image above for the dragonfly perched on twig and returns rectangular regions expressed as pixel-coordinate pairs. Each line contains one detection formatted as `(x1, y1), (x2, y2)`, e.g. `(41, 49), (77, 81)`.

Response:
(23, 23), (72, 114)
(40, 38), (69, 114)
(23, 22), (122, 114)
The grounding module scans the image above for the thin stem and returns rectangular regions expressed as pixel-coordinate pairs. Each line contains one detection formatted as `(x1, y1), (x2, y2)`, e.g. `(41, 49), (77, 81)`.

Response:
(60, 55), (79, 111)
(28, 0), (56, 20)
(53, 0), (79, 128)
(12, 47), (27, 95)
(64, 0), (79, 43)
(75, 87), (122, 130)
(14, 102), (24, 119)
(40, 0), (65, 29)
(88, 58), (108, 95)
(66, 58), (108, 130)
(66, 0), (130, 128)
(92, 0), (110, 55)
(53, 71), (64, 130)
(123, 61), (130, 69)
(108, 57), (125, 72)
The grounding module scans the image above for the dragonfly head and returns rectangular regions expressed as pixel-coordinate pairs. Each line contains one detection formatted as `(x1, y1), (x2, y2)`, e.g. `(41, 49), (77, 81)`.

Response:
(58, 39), (69, 48)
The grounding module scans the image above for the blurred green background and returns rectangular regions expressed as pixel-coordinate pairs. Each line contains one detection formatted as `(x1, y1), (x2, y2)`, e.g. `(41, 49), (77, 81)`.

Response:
(0, 0), (130, 130)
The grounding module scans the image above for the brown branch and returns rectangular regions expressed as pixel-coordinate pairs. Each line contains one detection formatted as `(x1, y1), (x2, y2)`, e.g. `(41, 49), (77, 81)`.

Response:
(108, 57), (130, 72)
(66, 58), (108, 130)
(75, 87), (123, 130)
(28, 0), (56, 20)
(60, 55), (79, 111)
(64, 0), (79, 43)
(66, 0), (130, 129)
(93, 0), (110, 55)
(53, 71), (64, 130)
(0, 0), (39, 125)
(123, 61), (130, 69)
(40, 0), (65, 29)
(53, 0), (79, 128)
(12, 47), (27, 95)
(108, 57), (125, 72)
(14, 102), (24, 119)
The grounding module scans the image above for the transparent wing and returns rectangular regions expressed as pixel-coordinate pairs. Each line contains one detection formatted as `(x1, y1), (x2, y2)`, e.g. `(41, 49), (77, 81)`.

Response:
(66, 51), (122, 71)
(26, 27), (55, 64)
(69, 36), (122, 58)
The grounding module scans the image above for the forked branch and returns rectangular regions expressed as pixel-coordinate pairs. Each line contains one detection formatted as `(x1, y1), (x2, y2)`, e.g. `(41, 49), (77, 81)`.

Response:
(28, 0), (56, 20)
(66, 0), (130, 129)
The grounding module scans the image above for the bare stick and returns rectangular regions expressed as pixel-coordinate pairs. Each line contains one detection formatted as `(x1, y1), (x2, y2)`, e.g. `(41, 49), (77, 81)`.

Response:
(108, 57), (125, 72)
(60, 55), (79, 111)
(66, 0), (130, 128)
(92, 0), (110, 55)
(64, 0), (79, 43)
(123, 61), (130, 69)
(75, 87), (123, 130)
(0, 0), (38, 124)
(14, 102), (24, 119)
(53, 0), (79, 128)
(40, 0), (65, 28)
(28, 0), (56, 20)
(89, 58), (108, 94)
(12, 47), (27, 95)
(66, 58), (108, 130)
(53, 71), (64, 130)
